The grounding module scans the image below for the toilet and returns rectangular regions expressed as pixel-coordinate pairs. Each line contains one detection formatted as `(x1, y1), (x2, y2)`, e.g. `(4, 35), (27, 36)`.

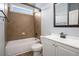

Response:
(32, 43), (42, 56)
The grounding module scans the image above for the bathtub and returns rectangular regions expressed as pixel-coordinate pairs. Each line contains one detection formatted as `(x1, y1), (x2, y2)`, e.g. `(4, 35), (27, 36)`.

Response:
(6, 37), (40, 56)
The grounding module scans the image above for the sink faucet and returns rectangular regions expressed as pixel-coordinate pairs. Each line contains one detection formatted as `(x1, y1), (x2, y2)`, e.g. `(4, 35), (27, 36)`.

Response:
(60, 32), (66, 38)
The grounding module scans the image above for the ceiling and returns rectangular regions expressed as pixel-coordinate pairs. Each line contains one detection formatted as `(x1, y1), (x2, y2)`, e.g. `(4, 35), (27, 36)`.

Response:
(23, 3), (50, 9)
(35, 3), (51, 9)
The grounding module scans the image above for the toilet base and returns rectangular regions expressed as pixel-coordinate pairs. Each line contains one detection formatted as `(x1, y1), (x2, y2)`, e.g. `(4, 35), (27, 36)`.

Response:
(33, 51), (41, 56)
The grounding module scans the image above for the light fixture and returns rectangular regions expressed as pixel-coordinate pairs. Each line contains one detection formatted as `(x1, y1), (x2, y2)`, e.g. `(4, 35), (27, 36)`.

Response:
(35, 12), (40, 16)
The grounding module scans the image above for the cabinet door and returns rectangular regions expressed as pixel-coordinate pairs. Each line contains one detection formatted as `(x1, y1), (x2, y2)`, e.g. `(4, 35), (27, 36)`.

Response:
(41, 37), (56, 56)
(56, 45), (77, 56)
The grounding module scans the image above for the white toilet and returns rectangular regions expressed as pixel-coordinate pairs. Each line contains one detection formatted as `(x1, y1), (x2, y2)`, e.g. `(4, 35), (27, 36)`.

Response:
(32, 43), (42, 56)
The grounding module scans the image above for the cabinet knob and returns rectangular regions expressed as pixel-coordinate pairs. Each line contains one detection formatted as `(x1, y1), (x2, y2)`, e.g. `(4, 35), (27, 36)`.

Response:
(53, 44), (58, 47)
(52, 44), (55, 46)
(55, 45), (58, 47)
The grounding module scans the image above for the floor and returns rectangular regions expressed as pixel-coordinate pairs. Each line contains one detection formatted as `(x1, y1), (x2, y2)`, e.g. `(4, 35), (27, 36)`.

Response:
(16, 51), (33, 56)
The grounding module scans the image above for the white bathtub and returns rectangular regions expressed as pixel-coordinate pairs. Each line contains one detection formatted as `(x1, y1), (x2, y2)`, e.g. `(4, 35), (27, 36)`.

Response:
(6, 37), (40, 56)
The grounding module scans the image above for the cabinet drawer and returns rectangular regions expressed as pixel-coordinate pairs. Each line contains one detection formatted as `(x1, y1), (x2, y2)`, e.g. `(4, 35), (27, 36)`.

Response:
(56, 42), (79, 54)
(41, 37), (56, 45)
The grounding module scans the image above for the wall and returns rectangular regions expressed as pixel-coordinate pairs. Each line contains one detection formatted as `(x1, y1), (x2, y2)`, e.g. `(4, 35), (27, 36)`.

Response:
(7, 12), (35, 41)
(41, 4), (53, 36)
(34, 12), (41, 38)
(0, 3), (5, 56)
(40, 3), (79, 37)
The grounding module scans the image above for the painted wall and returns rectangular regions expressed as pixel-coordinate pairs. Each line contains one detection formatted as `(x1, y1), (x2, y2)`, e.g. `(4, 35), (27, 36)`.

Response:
(41, 4), (53, 35)
(39, 3), (79, 37)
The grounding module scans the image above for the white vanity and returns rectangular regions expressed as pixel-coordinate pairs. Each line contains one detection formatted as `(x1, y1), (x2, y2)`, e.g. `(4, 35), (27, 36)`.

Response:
(41, 34), (79, 56)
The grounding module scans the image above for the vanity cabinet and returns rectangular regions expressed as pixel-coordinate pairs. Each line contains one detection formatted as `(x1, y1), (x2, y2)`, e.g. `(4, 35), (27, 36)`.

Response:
(41, 37), (79, 56)
(56, 44), (77, 56)
(41, 38), (56, 56)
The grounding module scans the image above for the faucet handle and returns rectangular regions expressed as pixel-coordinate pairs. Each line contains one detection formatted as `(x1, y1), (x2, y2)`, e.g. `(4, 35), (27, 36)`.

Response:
(60, 32), (67, 35)
(60, 32), (67, 38)
(60, 32), (64, 35)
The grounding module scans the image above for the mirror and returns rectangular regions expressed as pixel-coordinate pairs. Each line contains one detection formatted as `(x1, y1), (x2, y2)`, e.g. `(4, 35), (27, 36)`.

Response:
(69, 3), (79, 25)
(54, 3), (79, 27)
(55, 3), (68, 25)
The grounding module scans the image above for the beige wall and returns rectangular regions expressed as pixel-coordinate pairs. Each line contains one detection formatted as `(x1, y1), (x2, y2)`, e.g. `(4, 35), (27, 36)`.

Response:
(34, 12), (41, 38)
(7, 12), (35, 41)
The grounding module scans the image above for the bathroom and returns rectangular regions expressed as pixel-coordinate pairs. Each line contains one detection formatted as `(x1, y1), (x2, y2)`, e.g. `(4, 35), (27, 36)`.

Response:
(0, 3), (79, 56)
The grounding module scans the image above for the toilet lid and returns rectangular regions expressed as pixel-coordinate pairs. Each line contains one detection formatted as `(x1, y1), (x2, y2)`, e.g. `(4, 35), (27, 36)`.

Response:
(32, 43), (42, 49)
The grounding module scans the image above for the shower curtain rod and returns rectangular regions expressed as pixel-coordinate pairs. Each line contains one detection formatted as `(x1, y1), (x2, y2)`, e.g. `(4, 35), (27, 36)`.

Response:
(22, 3), (41, 12)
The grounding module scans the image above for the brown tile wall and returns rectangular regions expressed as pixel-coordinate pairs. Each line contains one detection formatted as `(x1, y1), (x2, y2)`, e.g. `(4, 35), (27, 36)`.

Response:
(34, 12), (41, 39)
(7, 12), (35, 41)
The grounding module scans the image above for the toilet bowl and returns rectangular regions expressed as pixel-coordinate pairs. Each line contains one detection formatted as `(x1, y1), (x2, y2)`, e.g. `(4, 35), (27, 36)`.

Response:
(32, 43), (42, 56)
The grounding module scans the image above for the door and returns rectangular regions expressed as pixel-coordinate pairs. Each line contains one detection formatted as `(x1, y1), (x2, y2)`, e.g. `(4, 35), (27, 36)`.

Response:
(41, 37), (56, 56)
(56, 45), (77, 56)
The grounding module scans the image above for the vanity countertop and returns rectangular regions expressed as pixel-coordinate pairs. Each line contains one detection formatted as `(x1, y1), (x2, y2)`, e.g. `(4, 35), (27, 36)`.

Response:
(41, 34), (79, 49)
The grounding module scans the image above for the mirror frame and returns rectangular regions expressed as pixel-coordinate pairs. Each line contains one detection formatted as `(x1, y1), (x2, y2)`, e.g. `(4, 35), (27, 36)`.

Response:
(54, 3), (79, 27)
